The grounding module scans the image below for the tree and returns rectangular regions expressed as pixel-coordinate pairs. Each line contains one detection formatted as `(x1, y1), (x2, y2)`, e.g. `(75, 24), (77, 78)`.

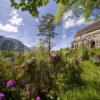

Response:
(10, 0), (100, 23)
(55, 0), (100, 24)
(38, 14), (57, 52)
(10, 0), (49, 17)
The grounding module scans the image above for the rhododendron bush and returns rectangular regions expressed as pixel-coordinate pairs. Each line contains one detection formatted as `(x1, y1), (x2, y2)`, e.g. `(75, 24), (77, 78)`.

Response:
(0, 47), (83, 100)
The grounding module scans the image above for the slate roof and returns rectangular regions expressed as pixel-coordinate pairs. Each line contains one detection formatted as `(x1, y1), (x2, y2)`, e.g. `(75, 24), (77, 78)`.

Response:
(75, 20), (100, 37)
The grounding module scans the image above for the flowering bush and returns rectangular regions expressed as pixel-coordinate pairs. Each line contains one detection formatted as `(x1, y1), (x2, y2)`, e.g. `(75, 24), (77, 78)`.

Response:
(7, 80), (16, 89)
(0, 93), (5, 100)
(0, 48), (84, 100)
(50, 52), (61, 64)
(36, 96), (41, 100)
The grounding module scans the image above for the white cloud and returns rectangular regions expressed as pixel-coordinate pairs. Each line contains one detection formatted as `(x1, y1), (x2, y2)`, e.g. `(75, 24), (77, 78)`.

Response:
(0, 10), (22, 33)
(63, 17), (86, 29)
(63, 10), (73, 21)
(63, 10), (92, 29)
(62, 34), (67, 38)
(64, 19), (75, 29)
(0, 23), (18, 32)
(34, 18), (39, 23)
(76, 17), (85, 25)
(9, 10), (22, 26)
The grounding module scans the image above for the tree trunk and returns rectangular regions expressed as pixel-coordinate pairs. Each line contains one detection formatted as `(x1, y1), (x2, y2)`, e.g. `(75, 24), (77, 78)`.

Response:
(48, 29), (51, 53)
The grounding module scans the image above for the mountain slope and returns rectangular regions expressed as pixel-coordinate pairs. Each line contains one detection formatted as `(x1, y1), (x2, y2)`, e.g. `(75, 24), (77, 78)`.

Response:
(0, 35), (29, 51)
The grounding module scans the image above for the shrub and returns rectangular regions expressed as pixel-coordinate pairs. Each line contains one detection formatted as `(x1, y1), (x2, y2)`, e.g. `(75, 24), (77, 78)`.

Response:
(0, 50), (16, 59)
(0, 92), (5, 100)
(74, 57), (81, 66)
(50, 52), (62, 64)
(7, 80), (16, 89)
(94, 54), (100, 66)
(81, 47), (90, 60)
(36, 96), (41, 100)
(0, 47), (85, 100)
(64, 61), (84, 88)
(19, 47), (54, 99)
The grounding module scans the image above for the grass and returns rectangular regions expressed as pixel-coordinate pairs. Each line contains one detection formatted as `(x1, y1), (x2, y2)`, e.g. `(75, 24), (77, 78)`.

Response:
(92, 48), (100, 54)
(61, 61), (100, 100)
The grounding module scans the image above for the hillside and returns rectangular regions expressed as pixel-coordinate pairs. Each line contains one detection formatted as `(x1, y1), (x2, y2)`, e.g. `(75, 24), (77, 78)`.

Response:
(0, 35), (29, 51)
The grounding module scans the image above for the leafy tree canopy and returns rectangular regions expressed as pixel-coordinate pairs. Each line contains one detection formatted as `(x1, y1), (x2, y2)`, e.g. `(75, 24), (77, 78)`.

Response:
(11, 0), (100, 23)
(55, 0), (100, 24)
(10, 0), (49, 17)
(38, 14), (57, 52)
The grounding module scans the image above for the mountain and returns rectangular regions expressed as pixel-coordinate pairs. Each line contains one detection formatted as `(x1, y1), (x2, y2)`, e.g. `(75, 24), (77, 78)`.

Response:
(0, 35), (29, 51)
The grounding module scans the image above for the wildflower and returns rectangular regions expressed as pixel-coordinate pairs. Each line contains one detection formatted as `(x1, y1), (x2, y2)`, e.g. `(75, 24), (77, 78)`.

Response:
(50, 53), (59, 64)
(51, 53), (57, 58)
(51, 58), (56, 64)
(0, 93), (5, 100)
(7, 80), (16, 88)
(36, 96), (41, 100)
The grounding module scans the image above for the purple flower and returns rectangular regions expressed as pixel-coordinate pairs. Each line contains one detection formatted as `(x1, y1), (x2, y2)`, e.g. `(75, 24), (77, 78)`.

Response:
(51, 53), (57, 57)
(51, 58), (56, 64)
(0, 93), (5, 100)
(50, 53), (59, 64)
(7, 80), (16, 88)
(36, 96), (41, 100)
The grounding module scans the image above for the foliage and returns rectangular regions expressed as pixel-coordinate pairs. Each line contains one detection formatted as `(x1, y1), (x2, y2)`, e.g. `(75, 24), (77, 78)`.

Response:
(0, 50), (16, 59)
(0, 48), (100, 99)
(55, 0), (100, 24)
(10, 0), (49, 17)
(94, 54), (100, 66)
(10, 0), (100, 25)
(81, 47), (90, 60)
(64, 61), (83, 89)
(54, 3), (66, 24)
(38, 14), (57, 52)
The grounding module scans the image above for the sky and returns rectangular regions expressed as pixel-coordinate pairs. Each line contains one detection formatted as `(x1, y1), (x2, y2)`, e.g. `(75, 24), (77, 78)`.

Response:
(0, 0), (100, 50)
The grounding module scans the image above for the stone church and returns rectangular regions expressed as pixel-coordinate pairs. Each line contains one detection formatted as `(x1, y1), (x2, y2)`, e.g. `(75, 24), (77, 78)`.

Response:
(72, 20), (100, 49)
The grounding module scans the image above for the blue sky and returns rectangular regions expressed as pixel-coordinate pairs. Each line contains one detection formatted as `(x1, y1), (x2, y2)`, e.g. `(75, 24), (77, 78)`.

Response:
(0, 0), (100, 50)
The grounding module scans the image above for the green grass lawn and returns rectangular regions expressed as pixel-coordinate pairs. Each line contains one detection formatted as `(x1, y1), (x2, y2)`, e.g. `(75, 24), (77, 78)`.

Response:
(61, 61), (100, 100)
(93, 48), (100, 54)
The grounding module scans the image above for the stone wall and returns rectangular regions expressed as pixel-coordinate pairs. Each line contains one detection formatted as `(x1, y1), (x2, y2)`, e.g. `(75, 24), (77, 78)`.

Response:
(72, 29), (100, 49)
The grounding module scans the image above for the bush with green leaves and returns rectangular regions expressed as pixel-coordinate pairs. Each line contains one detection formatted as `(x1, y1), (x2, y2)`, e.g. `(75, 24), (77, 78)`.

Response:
(0, 63), (22, 100)
(93, 54), (100, 66)
(64, 60), (84, 89)
(0, 46), (84, 100)
(18, 47), (53, 99)
(81, 47), (90, 60)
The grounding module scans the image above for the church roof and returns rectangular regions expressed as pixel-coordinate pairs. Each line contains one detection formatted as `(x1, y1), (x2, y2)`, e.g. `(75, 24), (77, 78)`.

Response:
(75, 20), (100, 37)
